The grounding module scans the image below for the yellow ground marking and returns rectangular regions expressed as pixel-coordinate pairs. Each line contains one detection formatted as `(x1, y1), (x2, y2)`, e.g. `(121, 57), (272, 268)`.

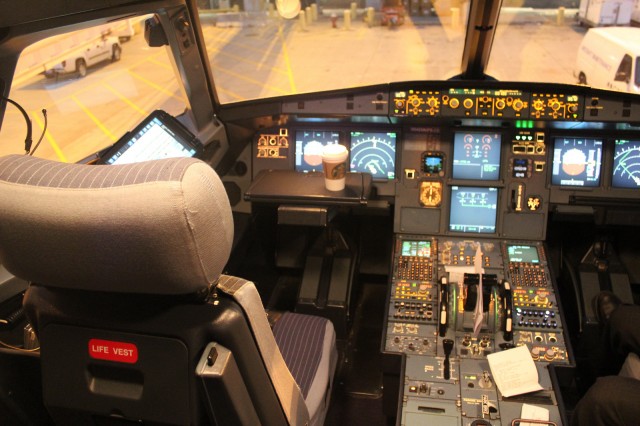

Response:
(147, 56), (173, 70)
(71, 95), (118, 142)
(127, 70), (186, 102)
(32, 112), (68, 162)
(216, 86), (246, 102)
(277, 23), (297, 93)
(205, 43), (289, 75)
(215, 66), (290, 95)
(103, 83), (149, 116)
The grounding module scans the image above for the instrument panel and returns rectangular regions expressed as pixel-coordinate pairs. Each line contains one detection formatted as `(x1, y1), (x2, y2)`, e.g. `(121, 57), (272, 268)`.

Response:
(246, 82), (640, 426)
(252, 122), (640, 241)
(386, 236), (568, 425)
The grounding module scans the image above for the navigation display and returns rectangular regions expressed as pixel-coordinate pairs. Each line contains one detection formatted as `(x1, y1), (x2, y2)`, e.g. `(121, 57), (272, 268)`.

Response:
(452, 132), (501, 180)
(612, 139), (640, 188)
(507, 245), (540, 263)
(449, 186), (498, 234)
(100, 110), (199, 165)
(350, 131), (396, 179)
(295, 130), (341, 172)
(401, 240), (431, 257)
(551, 137), (603, 187)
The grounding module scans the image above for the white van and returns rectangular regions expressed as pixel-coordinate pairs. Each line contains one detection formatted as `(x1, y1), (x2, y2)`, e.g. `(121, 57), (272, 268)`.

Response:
(575, 27), (640, 94)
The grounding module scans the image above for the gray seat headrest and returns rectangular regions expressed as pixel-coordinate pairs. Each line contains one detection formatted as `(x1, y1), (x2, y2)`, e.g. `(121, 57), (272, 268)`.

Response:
(0, 155), (233, 295)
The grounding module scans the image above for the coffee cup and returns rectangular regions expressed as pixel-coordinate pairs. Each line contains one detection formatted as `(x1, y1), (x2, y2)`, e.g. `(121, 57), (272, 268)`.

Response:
(322, 144), (348, 191)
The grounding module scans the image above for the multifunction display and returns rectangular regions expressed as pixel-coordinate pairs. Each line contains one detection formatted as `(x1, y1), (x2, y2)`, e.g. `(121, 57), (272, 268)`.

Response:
(295, 130), (341, 172)
(349, 131), (397, 180)
(401, 240), (432, 257)
(507, 245), (540, 263)
(612, 139), (640, 189)
(452, 132), (501, 180)
(449, 186), (498, 234)
(551, 137), (603, 187)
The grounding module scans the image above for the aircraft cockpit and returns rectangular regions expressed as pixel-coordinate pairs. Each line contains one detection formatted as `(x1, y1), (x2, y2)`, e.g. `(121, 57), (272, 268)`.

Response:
(1, 0), (639, 425)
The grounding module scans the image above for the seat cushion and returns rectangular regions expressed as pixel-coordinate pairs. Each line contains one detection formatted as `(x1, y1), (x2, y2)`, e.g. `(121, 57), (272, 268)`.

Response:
(273, 312), (337, 426)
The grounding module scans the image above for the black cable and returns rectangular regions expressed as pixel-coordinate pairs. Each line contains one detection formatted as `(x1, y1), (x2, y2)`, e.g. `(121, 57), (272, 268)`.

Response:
(29, 109), (47, 156)
(1, 95), (33, 154)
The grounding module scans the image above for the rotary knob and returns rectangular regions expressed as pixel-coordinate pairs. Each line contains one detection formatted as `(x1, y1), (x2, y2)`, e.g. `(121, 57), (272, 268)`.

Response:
(512, 99), (524, 111)
(410, 96), (422, 107)
(544, 349), (557, 362)
(495, 99), (506, 110)
(449, 98), (460, 109)
(427, 96), (439, 108)
(549, 99), (561, 111)
(532, 99), (545, 111)
(463, 98), (474, 109)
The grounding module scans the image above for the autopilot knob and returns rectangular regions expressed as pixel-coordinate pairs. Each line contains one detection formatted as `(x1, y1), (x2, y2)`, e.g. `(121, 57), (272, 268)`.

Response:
(512, 99), (524, 111)
(532, 99), (545, 111)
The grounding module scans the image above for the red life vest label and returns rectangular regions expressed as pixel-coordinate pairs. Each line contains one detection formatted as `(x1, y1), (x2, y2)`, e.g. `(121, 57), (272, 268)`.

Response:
(88, 339), (138, 364)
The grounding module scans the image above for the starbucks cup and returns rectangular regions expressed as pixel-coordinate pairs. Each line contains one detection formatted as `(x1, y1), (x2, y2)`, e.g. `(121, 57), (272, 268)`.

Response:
(322, 144), (348, 191)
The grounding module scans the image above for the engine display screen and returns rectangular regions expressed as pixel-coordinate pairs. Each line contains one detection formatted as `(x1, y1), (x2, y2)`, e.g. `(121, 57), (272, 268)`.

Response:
(612, 139), (640, 188)
(295, 130), (341, 172)
(507, 245), (540, 263)
(349, 131), (396, 179)
(449, 186), (498, 234)
(452, 132), (501, 180)
(551, 137), (603, 187)
(401, 240), (431, 258)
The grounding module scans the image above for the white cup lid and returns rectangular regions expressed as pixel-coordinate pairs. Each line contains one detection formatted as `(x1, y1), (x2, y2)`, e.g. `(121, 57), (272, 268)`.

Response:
(322, 144), (348, 160)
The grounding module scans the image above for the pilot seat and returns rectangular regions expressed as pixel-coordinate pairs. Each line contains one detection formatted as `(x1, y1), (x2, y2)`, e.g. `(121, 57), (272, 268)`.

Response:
(0, 154), (337, 426)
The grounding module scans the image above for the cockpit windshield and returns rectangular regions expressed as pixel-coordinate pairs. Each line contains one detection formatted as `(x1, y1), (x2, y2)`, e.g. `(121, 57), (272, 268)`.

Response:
(198, 4), (466, 103)
(198, 2), (635, 104)
(3, 1), (640, 163)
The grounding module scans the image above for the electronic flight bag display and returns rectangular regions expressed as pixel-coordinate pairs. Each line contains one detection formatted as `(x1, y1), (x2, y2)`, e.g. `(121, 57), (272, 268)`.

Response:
(99, 110), (200, 165)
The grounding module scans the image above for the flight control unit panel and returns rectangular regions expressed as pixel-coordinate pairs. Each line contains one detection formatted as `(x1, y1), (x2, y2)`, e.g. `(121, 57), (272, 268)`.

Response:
(384, 236), (570, 426)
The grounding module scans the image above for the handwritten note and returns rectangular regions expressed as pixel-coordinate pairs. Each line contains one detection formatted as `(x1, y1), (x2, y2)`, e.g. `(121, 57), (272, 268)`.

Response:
(486, 345), (543, 398)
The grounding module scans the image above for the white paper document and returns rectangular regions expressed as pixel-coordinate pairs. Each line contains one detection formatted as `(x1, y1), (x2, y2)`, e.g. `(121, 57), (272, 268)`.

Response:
(486, 345), (543, 398)
(520, 403), (550, 426)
